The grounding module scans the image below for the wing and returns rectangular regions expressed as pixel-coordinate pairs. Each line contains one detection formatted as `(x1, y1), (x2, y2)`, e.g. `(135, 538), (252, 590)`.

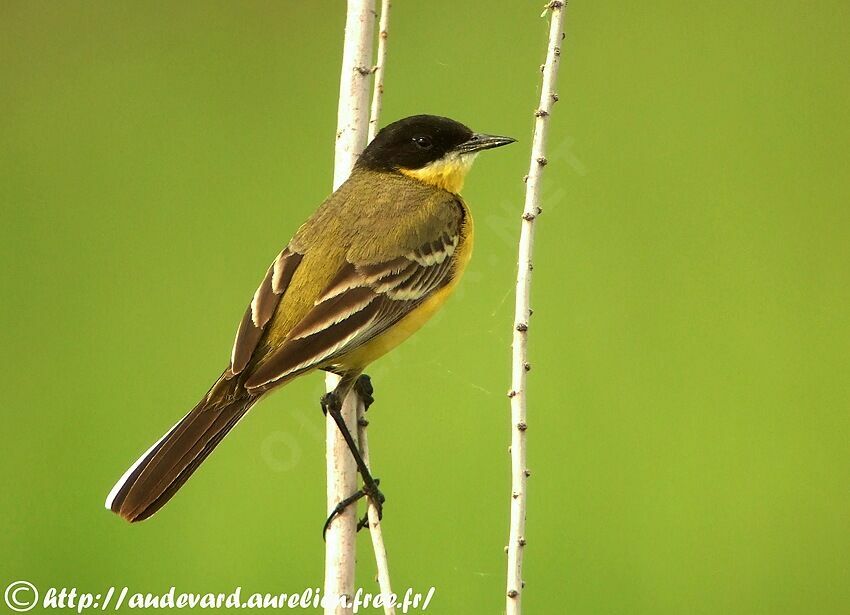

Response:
(243, 205), (464, 392)
(228, 248), (303, 376)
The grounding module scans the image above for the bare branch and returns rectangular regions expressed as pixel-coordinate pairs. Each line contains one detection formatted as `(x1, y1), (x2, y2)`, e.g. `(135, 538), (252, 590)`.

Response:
(332, 1), (376, 192)
(325, 1), (375, 613)
(506, 2), (568, 613)
(358, 1), (395, 608)
(367, 0), (391, 143)
(357, 412), (395, 614)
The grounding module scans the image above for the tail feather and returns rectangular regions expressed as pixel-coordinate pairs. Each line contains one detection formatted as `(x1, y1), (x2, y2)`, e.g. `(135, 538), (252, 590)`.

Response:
(105, 373), (256, 522)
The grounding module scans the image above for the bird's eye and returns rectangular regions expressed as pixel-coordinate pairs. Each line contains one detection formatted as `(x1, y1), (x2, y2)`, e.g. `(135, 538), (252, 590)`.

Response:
(412, 135), (433, 150)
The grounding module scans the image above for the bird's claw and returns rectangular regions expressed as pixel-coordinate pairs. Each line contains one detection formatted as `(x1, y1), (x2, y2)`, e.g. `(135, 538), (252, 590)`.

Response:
(354, 374), (374, 411)
(321, 478), (384, 540)
(320, 391), (341, 417)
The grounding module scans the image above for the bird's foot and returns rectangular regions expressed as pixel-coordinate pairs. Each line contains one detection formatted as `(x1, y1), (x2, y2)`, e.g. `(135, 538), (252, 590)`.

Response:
(322, 479), (385, 540)
(320, 390), (341, 417)
(354, 373), (374, 411)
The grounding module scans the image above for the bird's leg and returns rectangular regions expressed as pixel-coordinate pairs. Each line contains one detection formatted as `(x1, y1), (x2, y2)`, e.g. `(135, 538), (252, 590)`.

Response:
(321, 372), (384, 539)
(354, 372), (375, 530)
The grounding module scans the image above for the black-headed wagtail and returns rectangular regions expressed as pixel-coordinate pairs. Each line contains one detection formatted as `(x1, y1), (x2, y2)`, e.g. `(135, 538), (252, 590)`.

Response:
(105, 114), (515, 527)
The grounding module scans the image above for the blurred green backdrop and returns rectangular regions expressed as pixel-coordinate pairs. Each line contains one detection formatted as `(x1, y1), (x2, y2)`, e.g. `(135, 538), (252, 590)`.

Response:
(2, 1), (849, 613)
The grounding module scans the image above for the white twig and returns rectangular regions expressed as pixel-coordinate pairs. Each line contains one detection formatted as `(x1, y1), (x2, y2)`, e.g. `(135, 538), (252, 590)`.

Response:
(323, 377), (359, 615)
(506, 2), (567, 613)
(358, 1), (395, 612)
(357, 414), (395, 614)
(367, 0), (391, 143)
(332, 1), (375, 191)
(325, 1), (375, 613)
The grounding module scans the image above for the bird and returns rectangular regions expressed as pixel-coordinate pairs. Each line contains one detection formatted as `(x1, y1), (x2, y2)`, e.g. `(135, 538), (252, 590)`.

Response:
(105, 114), (515, 525)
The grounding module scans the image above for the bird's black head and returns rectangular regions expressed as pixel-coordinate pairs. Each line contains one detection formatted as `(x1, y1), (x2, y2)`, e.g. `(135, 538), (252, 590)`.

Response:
(359, 115), (475, 171)
(357, 115), (515, 192)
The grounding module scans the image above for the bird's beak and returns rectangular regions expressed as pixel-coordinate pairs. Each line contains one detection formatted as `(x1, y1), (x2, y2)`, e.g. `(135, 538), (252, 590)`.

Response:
(455, 132), (516, 154)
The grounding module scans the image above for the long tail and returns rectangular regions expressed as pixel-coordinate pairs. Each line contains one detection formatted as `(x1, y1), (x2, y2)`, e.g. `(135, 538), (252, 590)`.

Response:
(105, 372), (257, 523)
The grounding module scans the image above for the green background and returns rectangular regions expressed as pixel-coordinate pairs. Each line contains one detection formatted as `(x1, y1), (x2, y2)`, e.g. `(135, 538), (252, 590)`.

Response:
(2, 1), (849, 613)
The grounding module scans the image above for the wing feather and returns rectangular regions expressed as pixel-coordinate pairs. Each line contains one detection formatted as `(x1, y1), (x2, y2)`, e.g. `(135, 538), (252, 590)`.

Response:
(288, 286), (378, 340)
(245, 298), (380, 388)
(243, 215), (463, 392)
(229, 249), (302, 375)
